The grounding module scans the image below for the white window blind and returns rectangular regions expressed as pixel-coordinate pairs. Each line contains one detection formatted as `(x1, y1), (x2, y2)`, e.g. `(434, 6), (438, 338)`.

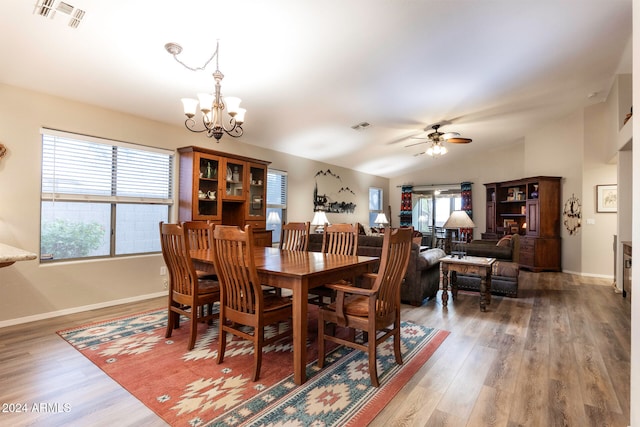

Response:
(41, 129), (173, 204)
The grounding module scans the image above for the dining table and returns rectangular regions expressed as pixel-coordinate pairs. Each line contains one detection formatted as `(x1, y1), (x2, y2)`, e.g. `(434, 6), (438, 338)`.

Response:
(191, 246), (378, 385)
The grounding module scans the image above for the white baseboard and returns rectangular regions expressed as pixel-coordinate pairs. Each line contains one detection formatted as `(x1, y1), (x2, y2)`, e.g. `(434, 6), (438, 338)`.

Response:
(0, 291), (166, 329)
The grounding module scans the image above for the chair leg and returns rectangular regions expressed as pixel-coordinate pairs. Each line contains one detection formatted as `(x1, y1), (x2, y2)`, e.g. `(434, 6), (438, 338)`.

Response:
(187, 310), (198, 350)
(217, 325), (227, 364)
(317, 315), (326, 369)
(368, 325), (379, 387)
(253, 329), (264, 381)
(394, 323), (403, 365)
(165, 308), (175, 338)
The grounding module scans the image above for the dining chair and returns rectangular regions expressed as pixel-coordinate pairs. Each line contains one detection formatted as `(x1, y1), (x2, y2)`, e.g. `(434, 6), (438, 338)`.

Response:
(182, 220), (217, 280)
(159, 222), (220, 351)
(211, 225), (293, 381)
(309, 222), (359, 305)
(279, 221), (311, 251)
(263, 221), (311, 297)
(317, 226), (413, 387)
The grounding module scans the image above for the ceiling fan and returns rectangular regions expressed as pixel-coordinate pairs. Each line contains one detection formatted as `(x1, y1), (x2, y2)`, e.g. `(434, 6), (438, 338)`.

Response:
(407, 124), (472, 157)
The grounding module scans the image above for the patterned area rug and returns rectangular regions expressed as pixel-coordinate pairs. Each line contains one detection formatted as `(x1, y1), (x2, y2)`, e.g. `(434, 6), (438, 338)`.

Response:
(57, 306), (448, 426)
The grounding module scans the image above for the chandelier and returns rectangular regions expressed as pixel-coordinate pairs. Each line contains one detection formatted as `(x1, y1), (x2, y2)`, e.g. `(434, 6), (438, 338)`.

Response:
(165, 40), (245, 142)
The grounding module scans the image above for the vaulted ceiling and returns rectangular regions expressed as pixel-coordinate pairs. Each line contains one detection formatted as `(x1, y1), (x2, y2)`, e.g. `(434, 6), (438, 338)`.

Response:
(0, 0), (632, 177)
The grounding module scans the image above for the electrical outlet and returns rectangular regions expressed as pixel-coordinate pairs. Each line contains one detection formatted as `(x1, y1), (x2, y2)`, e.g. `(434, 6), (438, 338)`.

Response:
(163, 279), (168, 289)
(160, 266), (167, 276)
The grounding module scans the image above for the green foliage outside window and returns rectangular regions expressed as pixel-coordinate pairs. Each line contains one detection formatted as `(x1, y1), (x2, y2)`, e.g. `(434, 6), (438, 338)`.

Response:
(41, 219), (105, 259)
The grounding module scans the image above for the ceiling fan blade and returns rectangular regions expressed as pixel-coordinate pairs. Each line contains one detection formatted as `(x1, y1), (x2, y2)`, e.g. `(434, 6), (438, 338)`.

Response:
(441, 132), (460, 140)
(405, 140), (428, 147)
(446, 137), (472, 144)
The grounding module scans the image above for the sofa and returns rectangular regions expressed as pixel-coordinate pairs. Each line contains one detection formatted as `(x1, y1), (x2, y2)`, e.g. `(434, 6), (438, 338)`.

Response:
(455, 234), (520, 297)
(307, 233), (445, 306)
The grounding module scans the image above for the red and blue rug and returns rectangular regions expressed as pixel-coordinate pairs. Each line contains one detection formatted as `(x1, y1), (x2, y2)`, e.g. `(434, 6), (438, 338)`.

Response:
(57, 306), (448, 426)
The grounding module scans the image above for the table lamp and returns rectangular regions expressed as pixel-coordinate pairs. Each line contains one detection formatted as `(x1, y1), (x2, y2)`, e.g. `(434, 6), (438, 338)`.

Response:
(311, 211), (329, 233)
(266, 211), (281, 230)
(443, 210), (476, 258)
(374, 212), (389, 228)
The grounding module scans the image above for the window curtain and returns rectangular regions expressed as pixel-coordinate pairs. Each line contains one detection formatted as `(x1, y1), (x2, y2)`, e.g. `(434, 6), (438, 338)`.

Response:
(461, 181), (473, 242)
(400, 185), (413, 227)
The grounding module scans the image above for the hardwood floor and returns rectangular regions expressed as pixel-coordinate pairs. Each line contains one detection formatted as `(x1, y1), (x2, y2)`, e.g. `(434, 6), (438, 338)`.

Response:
(0, 271), (630, 426)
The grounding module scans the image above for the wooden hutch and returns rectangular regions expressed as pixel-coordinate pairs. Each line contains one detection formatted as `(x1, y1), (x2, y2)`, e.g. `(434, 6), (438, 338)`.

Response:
(482, 176), (561, 272)
(177, 146), (272, 246)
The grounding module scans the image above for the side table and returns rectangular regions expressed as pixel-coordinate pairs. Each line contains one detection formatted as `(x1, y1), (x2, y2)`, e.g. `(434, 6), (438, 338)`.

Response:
(441, 255), (496, 312)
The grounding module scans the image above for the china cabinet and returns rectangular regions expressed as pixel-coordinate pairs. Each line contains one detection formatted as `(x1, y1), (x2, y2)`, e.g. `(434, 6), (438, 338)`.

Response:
(178, 146), (272, 246)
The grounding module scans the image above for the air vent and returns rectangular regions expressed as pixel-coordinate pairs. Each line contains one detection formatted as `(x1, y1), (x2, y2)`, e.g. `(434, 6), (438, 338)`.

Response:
(34, 0), (86, 28)
(351, 121), (371, 131)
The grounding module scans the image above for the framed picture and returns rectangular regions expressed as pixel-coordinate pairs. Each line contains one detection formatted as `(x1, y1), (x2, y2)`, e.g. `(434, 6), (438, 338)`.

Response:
(596, 184), (617, 213)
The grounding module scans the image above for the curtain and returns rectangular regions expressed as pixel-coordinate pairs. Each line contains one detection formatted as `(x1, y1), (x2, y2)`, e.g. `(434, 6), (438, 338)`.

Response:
(400, 185), (413, 227)
(461, 181), (473, 242)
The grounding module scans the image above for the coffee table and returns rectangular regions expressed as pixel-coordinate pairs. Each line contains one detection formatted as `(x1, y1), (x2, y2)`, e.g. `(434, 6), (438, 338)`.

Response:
(440, 255), (496, 312)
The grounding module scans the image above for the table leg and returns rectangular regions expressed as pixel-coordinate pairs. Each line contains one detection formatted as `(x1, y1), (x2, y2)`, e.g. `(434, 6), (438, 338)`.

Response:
(451, 271), (458, 301)
(292, 280), (308, 385)
(441, 264), (449, 307)
(479, 268), (489, 312)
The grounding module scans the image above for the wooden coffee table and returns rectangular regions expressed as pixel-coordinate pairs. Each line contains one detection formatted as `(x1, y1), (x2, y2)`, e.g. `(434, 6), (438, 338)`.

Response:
(440, 255), (496, 312)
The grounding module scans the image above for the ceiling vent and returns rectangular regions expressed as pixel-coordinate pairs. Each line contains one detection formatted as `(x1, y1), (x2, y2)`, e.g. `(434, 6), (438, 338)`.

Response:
(351, 121), (371, 131)
(34, 0), (86, 28)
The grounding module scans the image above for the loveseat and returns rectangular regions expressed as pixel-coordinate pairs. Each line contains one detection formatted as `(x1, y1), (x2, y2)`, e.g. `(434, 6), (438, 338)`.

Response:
(455, 234), (520, 297)
(307, 233), (445, 306)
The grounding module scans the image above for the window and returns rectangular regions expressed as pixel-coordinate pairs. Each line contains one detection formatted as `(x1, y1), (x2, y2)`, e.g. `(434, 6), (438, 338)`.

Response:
(368, 187), (383, 227)
(266, 169), (287, 245)
(40, 129), (174, 261)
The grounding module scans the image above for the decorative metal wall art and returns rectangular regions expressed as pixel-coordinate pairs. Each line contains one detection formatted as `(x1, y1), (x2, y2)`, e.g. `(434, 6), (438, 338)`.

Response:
(563, 193), (582, 235)
(313, 169), (356, 213)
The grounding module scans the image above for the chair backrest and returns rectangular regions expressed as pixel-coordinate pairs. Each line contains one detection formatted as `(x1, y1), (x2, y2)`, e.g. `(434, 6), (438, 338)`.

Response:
(183, 220), (214, 251)
(211, 225), (263, 315)
(371, 227), (414, 318)
(279, 221), (310, 251)
(321, 223), (359, 256)
(159, 222), (197, 298)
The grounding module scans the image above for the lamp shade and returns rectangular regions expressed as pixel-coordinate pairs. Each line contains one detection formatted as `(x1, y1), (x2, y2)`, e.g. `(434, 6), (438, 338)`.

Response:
(374, 212), (389, 226)
(311, 211), (329, 226)
(443, 210), (476, 229)
(266, 211), (281, 226)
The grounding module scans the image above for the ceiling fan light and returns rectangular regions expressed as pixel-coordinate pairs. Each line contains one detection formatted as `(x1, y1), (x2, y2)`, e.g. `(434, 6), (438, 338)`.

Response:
(441, 145), (448, 155)
(426, 147), (434, 156)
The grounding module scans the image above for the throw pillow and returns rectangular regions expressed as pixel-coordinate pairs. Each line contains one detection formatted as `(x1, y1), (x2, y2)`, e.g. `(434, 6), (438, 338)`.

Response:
(496, 235), (512, 247)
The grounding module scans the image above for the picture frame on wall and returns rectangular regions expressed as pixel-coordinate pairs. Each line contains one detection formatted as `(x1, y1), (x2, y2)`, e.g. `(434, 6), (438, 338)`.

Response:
(596, 184), (617, 213)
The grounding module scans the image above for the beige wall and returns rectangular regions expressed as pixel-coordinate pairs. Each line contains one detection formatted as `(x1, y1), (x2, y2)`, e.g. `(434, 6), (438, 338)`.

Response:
(0, 84), (386, 325)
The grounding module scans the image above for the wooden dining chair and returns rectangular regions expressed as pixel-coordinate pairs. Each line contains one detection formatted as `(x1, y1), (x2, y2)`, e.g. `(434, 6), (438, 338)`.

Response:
(309, 222), (359, 305)
(183, 220), (217, 280)
(159, 222), (220, 351)
(211, 225), (293, 381)
(279, 221), (311, 251)
(317, 227), (413, 387)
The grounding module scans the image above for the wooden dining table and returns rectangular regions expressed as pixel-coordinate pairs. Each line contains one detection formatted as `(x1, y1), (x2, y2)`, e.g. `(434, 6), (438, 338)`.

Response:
(191, 246), (378, 385)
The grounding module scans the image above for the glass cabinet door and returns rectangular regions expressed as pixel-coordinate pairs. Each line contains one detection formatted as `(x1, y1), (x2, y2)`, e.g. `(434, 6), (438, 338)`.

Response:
(223, 159), (245, 200)
(195, 153), (221, 219)
(247, 163), (266, 220)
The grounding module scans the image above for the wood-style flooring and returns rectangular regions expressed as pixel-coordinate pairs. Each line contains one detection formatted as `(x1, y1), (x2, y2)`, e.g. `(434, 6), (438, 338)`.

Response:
(0, 271), (631, 426)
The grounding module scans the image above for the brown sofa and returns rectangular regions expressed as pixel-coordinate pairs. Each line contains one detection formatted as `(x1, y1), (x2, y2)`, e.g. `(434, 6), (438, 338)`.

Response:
(307, 233), (445, 306)
(455, 234), (520, 297)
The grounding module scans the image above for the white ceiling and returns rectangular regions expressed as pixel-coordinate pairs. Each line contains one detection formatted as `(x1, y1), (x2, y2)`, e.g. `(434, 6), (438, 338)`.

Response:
(0, 0), (632, 178)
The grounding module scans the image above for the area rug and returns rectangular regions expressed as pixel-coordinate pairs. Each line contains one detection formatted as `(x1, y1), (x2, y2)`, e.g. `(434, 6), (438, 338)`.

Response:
(57, 306), (448, 426)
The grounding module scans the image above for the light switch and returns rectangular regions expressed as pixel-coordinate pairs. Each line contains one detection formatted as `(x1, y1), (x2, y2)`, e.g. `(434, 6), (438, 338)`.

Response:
(586, 218), (595, 225)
